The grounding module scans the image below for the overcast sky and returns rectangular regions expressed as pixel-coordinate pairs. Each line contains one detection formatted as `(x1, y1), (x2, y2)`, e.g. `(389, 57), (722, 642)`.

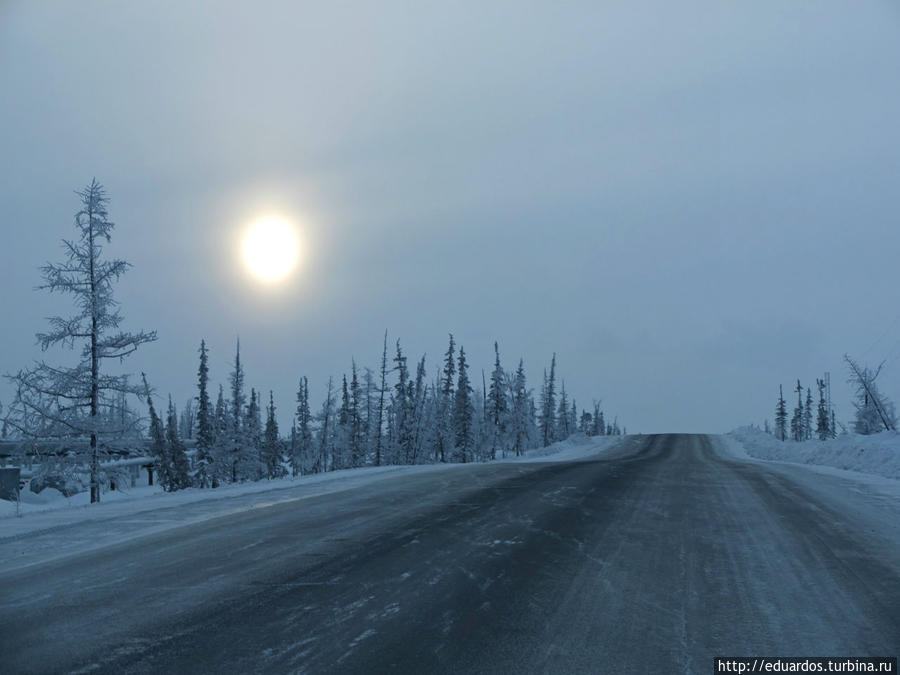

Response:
(2, 1), (899, 434)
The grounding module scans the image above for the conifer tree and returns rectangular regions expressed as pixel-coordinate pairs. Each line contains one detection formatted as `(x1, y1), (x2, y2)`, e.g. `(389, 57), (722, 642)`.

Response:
(411, 355), (427, 464)
(453, 346), (474, 462)
(580, 409), (593, 434)
(228, 340), (246, 482)
(540, 354), (557, 446)
(262, 391), (282, 478)
(245, 388), (262, 477)
(775, 385), (787, 442)
(350, 361), (364, 467)
(487, 342), (507, 460)
(435, 333), (456, 463)
(791, 380), (803, 442)
(142, 375), (169, 490)
(317, 377), (335, 472)
(165, 395), (191, 490)
(816, 378), (830, 441)
(803, 387), (814, 441)
(293, 377), (312, 475)
(510, 359), (530, 456)
(194, 340), (214, 487)
(557, 380), (569, 440)
(375, 332), (388, 466)
(392, 340), (414, 464)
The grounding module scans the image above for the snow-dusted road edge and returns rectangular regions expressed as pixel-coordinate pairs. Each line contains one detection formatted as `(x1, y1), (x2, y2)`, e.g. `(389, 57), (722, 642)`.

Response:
(715, 431), (900, 549)
(723, 426), (900, 483)
(0, 434), (625, 542)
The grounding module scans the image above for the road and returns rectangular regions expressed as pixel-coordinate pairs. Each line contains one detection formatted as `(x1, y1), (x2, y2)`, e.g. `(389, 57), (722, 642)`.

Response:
(1, 434), (898, 674)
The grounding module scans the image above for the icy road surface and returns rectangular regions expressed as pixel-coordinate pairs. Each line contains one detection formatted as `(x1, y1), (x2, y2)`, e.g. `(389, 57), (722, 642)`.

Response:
(1, 434), (898, 674)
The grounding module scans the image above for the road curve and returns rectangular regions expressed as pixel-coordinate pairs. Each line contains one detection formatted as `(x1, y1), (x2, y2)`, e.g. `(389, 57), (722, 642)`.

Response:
(1, 434), (898, 674)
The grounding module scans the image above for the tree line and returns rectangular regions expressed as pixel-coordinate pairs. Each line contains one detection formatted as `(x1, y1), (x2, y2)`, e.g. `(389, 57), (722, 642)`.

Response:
(769, 355), (896, 442)
(150, 334), (622, 492)
(2, 180), (623, 500)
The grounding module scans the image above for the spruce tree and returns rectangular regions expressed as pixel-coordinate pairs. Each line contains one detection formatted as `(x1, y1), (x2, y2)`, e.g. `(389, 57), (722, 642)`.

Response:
(510, 359), (530, 456)
(453, 346), (474, 462)
(435, 333), (456, 463)
(375, 332), (388, 467)
(487, 342), (507, 460)
(790, 380), (803, 442)
(803, 387), (814, 441)
(411, 356), (427, 464)
(540, 354), (557, 446)
(142, 376), (169, 490)
(556, 380), (569, 440)
(317, 377), (335, 472)
(229, 340), (246, 482)
(293, 377), (313, 475)
(165, 396), (191, 490)
(262, 391), (282, 478)
(775, 385), (787, 442)
(350, 361), (364, 467)
(194, 339), (214, 487)
(816, 378), (830, 441)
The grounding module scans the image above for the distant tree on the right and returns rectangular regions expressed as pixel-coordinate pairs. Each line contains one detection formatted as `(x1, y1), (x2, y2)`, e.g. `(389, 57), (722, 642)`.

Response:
(845, 355), (896, 434)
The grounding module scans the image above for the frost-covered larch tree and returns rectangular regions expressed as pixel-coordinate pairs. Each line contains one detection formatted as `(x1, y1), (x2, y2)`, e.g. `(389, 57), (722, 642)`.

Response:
(5, 180), (156, 502)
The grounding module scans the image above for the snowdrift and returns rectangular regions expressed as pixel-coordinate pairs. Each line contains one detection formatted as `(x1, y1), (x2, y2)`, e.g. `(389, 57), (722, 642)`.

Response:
(728, 426), (900, 480)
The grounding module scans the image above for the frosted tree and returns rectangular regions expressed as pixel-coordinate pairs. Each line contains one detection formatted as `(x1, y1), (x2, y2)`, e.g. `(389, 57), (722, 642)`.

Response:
(178, 398), (195, 440)
(349, 362), (364, 467)
(194, 340), (214, 487)
(5, 180), (156, 502)
(262, 391), (283, 478)
(392, 340), (415, 464)
(375, 332), (388, 466)
(434, 333), (455, 463)
(453, 346), (474, 462)
(317, 377), (336, 472)
(411, 355), (428, 464)
(790, 380), (803, 442)
(293, 376), (313, 475)
(845, 355), (896, 434)
(774, 385), (787, 441)
(803, 387), (813, 441)
(556, 380), (569, 440)
(509, 359), (531, 456)
(580, 409), (593, 434)
(540, 354), (557, 447)
(487, 342), (507, 459)
(142, 375), (168, 489)
(816, 379), (830, 441)
(227, 340), (252, 481)
(164, 395), (191, 490)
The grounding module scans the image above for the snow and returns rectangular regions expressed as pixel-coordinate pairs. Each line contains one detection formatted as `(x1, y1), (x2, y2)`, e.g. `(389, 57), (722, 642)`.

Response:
(725, 425), (900, 480)
(0, 434), (625, 548)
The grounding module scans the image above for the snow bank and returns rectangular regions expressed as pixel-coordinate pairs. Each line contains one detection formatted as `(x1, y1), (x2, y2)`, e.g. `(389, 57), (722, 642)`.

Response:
(727, 426), (900, 480)
(500, 432), (626, 463)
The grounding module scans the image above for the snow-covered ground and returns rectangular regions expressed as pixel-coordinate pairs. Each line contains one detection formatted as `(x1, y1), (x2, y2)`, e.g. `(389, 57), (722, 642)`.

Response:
(0, 434), (625, 542)
(726, 425), (900, 480)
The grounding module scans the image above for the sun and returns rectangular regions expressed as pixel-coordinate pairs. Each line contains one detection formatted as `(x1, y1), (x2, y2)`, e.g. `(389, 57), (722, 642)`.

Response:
(242, 217), (300, 283)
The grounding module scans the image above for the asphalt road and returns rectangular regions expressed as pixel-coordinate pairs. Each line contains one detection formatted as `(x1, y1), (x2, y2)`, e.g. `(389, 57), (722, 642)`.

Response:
(1, 434), (898, 674)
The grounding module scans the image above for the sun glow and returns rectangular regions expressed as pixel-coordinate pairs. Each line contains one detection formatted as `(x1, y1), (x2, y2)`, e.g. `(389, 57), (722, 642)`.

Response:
(242, 217), (300, 283)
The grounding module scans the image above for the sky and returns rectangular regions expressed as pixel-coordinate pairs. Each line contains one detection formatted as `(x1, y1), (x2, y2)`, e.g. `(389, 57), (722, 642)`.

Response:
(1, 1), (899, 434)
